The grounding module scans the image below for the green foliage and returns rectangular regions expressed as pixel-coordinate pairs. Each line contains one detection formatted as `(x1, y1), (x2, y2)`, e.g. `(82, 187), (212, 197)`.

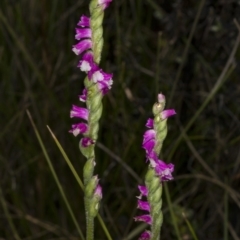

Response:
(0, 0), (240, 239)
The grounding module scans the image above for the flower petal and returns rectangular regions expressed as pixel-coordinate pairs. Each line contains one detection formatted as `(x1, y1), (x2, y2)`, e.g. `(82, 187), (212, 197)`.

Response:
(98, 0), (112, 9)
(153, 159), (174, 181)
(138, 185), (148, 197)
(142, 140), (155, 154)
(92, 69), (113, 83)
(157, 93), (165, 103)
(139, 231), (151, 240)
(77, 15), (90, 27)
(72, 39), (92, 55)
(77, 52), (94, 72)
(143, 129), (155, 142)
(97, 80), (111, 95)
(79, 88), (88, 102)
(147, 151), (158, 161)
(137, 200), (150, 211)
(87, 64), (100, 80)
(70, 105), (89, 120)
(145, 118), (154, 128)
(88, 66), (113, 94)
(75, 28), (92, 40)
(80, 137), (95, 147)
(134, 215), (152, 225)
(142, 129), (156, 153)
(160, 109), (176, 120)
(69, 123), (88, 136)
(94, 184), (102, 199)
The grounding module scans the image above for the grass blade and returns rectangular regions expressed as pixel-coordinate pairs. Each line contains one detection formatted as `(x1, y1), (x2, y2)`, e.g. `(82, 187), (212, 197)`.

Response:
(26, 110), (85, 240)
(164, 184), (181, 240)
(0, 187), (21, 240)
(182, 212), (199, 240)
(46, 126), (113, 240)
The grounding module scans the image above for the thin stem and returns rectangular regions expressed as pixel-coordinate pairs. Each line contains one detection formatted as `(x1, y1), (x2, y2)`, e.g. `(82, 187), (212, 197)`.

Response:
(224, 178), (229, 240)
(86, 211), (94, 240)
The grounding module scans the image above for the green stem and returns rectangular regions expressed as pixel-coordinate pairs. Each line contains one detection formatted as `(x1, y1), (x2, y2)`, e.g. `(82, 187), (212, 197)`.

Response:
(81, 1), (106, 239)
(90, 0), (104, 64)
(145, 168), (163, 240)
(85, 199), (94, 240)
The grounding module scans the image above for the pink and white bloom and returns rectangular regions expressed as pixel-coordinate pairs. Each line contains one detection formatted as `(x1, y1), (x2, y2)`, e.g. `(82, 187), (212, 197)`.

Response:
(98, 0), (112, 9)
(88, 64), (113, 83)
(79, 88), (88, 102)
(70, 105), (89, 120)
(77, 52), (94, 72)
(87, 64), (113, 94)
(134, 215), (152, 225)
(69, 123), (88, 136)
(80, 137), (95, 147)
(139, 231), (151, 240)
(92, 69), (113, 84)
(72, 39), (92, 55)
(148, 151), (174, 181)
(97, 80), (112, 95)
(151, 159), (174, 181)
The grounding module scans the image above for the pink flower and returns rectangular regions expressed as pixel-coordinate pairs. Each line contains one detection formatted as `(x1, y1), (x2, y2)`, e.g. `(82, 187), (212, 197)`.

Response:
(77, 52), (94, 72)
(98, 0), (112, 9)
(72, 39), (92, 55)
(79, 88), (88, 102)
(134, 215), (152, 225)
(145, 118), (154, 128)
(139, 231), (151, 240)
(88, 64), (113, 94)
(77, 15), (90, 27)
(138, 185), (148, 197)
(80, 137), (95, 147)
(69, 123), (88, 136)
(75, 28), (92, 40)
(70, 105), (89, 120)
(161, 109), (176, 120)
(142, 129), (156, 154)
(137, 200), (150, 211)
(151, 158), (174, 181)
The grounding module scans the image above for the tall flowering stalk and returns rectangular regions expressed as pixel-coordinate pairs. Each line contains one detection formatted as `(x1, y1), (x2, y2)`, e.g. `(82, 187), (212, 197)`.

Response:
(70, 0), (112, 239)
(134, 94), (176, 240)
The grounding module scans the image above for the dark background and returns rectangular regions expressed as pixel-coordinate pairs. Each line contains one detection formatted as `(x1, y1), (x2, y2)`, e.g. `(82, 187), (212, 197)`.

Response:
(1, 0), (240, 239)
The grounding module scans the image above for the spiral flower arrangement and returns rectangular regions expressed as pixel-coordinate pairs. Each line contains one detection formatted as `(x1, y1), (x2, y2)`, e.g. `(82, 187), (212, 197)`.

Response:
(70, 0), (112, 239)
(134, 94), (176, 240)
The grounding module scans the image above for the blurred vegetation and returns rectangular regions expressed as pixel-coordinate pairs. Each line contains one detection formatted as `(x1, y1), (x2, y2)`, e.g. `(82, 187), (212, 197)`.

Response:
(1, 0), (240, 239)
